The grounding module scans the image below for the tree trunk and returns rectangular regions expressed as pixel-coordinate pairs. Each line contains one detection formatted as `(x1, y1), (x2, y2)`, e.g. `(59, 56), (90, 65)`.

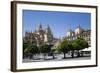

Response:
(71, 51), (74, 58)
(32, 54), (34, 59)
(43, 53), (46, 60)
(29, 54), (33, 59)
(77, 50), (80, 57)
(64, 53), (66, 59)
(81, 51), (84, 57)
(52, 53), (55, 59)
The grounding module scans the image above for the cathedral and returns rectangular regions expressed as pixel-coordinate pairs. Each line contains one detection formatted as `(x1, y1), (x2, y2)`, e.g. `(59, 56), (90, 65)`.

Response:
(23, 23), (91, 47)
(23, 23), (54, 46)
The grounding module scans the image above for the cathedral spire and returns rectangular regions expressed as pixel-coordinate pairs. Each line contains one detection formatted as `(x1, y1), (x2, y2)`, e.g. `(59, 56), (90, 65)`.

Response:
(29, 24), (32, 33)
(38, 22), (42, 30)
(47, 24), (50, 30)
(46, 24), (51, 34)
(77, 24), (81, 28)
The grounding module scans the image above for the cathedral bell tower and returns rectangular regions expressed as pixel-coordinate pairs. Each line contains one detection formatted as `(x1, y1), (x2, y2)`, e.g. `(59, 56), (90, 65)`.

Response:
(66, 24), (74, 37)
(44, 25), (53, 44)
(75, 25), (83, 35)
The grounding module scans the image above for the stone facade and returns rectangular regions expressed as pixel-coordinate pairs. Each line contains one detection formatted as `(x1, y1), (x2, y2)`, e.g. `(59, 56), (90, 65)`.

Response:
(65, 25), (91, 46)
(23, 24), (53, 46)
(23, 24), (91, 47)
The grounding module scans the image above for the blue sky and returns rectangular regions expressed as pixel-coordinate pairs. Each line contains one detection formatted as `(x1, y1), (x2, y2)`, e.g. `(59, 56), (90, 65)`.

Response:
(23, 10), (91, 38)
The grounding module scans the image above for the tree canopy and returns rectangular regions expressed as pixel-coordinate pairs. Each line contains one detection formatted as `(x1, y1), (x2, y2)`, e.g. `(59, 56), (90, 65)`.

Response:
(39, 44), (51, 53)
(24, 44), (39, 54)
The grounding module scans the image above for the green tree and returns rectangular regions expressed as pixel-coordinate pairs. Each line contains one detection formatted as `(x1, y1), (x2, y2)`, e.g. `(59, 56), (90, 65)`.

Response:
(24, 44), (39, 59)
(71, 41), (79, 58)
(73, 38), (89, 57)
(40, 44), (51, 59)
(23, 43), (31, 58)
(23, 43), (30, 54)
(23, 43), (29, 50)
(51, 49), (56, 59)
(58, 39), (69, 59)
